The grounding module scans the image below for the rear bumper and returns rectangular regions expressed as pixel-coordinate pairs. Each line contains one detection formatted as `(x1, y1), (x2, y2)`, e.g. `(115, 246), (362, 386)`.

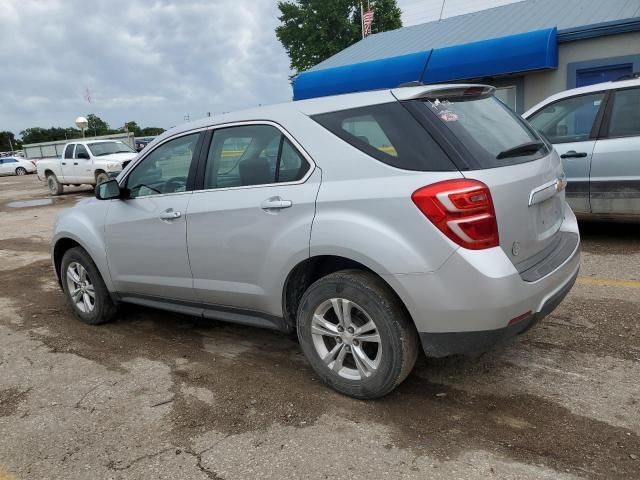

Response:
(418, 268), (578, 356)
(383, 203), (580, 357)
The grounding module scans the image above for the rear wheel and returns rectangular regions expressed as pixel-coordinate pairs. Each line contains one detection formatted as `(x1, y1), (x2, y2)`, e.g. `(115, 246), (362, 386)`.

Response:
(15, 167), (27, 176)
(61, 247), (117, 325)
(297, 270), (419, 399)
(47, 174), (63, 195)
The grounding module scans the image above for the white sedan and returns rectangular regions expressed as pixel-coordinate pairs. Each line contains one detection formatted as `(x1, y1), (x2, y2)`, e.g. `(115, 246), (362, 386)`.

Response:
(0, 157), (36, 176)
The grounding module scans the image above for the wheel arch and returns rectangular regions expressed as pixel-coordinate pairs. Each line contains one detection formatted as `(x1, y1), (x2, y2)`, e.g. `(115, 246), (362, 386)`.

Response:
(281, 254), (413, 332)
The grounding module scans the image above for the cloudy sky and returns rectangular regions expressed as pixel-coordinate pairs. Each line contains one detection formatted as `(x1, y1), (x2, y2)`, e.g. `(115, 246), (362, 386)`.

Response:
(0, 0), (522, 137)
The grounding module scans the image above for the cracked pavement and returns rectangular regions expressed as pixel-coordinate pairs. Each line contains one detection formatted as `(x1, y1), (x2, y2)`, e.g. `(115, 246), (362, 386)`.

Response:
(0, 175), (639, 479)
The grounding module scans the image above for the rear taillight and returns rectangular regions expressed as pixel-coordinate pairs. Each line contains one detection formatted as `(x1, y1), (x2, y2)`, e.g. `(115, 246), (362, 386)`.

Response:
(412, 179), (499, 250)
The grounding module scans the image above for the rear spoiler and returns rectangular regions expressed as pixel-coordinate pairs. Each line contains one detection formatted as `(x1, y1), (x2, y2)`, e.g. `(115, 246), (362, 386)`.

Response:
(391, 84), (495, 101)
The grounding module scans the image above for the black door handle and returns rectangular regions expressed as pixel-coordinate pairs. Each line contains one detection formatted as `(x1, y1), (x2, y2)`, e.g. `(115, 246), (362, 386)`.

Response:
(74, 162), (78, 165)
(560, 151), (588, 159)
(61, 162), (66, 165)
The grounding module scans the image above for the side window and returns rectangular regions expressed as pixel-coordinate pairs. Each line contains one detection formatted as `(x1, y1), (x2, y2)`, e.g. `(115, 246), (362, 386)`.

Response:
(607, 88), (640, 138)
(279, 138), (309, 182)
(312, 102), (455, 171)
(75, 144), (89, 159)
(204, 125), (309, 189)
(64, 144), (75, 159)
(125, 133), (199, 198)
(528, 92), (605, 143)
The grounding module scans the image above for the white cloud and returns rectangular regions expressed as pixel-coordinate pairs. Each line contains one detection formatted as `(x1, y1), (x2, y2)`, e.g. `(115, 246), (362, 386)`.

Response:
(0, 0), (293, 135)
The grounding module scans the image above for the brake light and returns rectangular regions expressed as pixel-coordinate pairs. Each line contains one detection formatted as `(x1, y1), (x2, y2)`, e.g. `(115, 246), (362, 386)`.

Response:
(412, 179), (499, 250)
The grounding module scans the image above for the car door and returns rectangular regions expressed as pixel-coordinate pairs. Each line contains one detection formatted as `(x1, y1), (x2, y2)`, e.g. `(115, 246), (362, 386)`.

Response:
(527, 91), (608, 214)
(0, 159), (7, 174)
(590, 86), (640, 215)
(104, 131), (204, 302)
(61, 144), (76, 180)
(186, 123), (320, 318)
(73, 144), (94, 182)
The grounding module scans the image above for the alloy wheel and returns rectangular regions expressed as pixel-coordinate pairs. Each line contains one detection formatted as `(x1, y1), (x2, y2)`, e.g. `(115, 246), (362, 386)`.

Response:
(66, 262), (96, 313)
(311, 298), (382, 381)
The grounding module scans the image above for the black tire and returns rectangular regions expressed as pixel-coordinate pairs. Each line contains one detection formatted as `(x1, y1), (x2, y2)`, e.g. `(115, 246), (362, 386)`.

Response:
(297, 270), (419, 399)
(61, 247), (118, 325)
(47, 174), (64, 196)
(95, 172), (109, 185)
(15, 167), (27, 176)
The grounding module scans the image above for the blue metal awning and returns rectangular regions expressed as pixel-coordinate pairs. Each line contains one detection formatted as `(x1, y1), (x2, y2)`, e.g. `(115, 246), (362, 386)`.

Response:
(293, 28), (558, 100)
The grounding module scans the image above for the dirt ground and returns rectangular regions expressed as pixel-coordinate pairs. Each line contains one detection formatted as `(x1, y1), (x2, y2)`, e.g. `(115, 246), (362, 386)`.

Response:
(0, 174), (638, 480)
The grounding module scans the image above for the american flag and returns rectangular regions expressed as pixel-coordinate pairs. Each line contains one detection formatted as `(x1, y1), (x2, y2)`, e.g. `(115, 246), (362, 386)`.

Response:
(363, 9), (374, 37)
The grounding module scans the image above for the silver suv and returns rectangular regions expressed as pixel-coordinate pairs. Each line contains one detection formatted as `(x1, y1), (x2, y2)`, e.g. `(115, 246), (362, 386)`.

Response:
(52, 84), (580, 399)
(524, 77), (640, 219)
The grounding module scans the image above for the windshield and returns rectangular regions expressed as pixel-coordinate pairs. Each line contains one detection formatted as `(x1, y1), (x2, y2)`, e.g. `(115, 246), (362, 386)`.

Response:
(88, 141), (135, 156)
(417, 94), (549, 168)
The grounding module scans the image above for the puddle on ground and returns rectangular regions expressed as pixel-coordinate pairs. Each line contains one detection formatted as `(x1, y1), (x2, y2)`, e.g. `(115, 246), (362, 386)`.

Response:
(6, 199), (53, 208)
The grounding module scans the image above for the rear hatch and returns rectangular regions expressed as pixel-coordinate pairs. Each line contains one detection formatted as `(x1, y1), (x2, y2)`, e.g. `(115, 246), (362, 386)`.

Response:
(397, 86), (566, 268)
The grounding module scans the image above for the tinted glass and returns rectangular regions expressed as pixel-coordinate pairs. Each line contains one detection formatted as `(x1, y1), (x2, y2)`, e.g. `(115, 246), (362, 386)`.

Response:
(312, 102), (455, 171)
(88, 141), (135, 156)
(529, 92), (605, 143)
(126, 133), (198, 198)
(75, 144), (89, 158)
(279, 138), (309, 182)
(64, 144), (74, 159)
(418, 94), (547, 168)
(204, 125), (309, 189)
(608, 88), (640, 137)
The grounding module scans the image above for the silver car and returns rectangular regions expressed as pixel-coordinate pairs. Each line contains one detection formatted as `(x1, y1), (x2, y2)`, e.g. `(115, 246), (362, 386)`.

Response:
(52, 84), (580, 399)
(525, 77), (640, 219)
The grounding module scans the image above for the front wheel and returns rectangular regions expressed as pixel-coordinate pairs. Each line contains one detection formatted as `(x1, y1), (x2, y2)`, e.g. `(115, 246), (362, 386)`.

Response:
(95, 172), (110, 185)
(297, 270), (419, 399)
(61, 247), (118, 325)
(15, 167), (27, 176)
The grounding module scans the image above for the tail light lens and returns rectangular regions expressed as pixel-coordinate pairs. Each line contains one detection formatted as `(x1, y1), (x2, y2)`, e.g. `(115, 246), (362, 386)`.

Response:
(412, 179), (499, 250)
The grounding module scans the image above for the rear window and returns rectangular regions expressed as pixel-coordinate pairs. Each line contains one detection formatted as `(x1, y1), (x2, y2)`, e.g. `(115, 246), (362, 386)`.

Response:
(414, 93), (549, 169)
(311, 102), (456, 171)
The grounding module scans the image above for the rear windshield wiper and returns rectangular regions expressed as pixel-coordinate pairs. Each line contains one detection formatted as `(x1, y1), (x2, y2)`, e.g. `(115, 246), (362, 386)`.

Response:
(496, 140), (546, 160)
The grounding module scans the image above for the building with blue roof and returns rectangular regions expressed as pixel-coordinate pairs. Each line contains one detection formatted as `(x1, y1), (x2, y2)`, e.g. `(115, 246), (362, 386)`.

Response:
(293, 0), (640, 112)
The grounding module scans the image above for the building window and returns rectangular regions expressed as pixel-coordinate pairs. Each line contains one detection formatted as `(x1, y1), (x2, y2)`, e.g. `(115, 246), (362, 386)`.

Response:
(576, 64), (632, 87)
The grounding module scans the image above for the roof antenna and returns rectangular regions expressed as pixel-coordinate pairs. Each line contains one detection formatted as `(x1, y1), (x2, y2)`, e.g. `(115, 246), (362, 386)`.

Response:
(438, 0), (446, 21)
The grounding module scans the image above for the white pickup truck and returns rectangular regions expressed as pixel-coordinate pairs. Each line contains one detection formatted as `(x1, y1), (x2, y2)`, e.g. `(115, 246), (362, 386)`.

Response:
(36, 140), (138, 195)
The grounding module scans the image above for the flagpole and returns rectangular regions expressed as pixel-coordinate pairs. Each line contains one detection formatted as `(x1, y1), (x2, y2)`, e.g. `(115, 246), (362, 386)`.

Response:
(361, 2), (364, 39)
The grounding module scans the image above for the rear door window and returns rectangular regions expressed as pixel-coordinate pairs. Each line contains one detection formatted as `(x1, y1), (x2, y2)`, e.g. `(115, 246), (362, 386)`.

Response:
(204, 125), (310, 189)
(606, 87), (640, 137)
(64, 144), (75, 159)
(312, 102), (456, 171)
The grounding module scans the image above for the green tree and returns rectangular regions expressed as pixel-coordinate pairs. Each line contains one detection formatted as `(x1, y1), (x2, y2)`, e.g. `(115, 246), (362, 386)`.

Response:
(276, 0), (402, 73)
(123, 121), (142, 136)
(20, 127), (81, 145)
(141, 127), (165, 136)
(86, 113), (111, 136)
(0, 131), (22, 151)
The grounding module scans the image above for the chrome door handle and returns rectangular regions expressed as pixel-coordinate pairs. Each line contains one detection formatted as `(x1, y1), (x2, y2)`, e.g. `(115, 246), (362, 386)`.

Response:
(261, 197), (292, 210)
(159, 210), (181, 220)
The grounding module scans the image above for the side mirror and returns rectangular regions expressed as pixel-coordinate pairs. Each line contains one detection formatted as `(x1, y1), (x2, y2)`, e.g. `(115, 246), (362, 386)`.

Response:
(78, 152), (90, 160)
(95, 179), (122, 200)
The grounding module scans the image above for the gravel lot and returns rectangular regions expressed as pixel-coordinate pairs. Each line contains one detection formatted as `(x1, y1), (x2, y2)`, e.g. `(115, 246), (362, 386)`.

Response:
(1, 174), (639, 480)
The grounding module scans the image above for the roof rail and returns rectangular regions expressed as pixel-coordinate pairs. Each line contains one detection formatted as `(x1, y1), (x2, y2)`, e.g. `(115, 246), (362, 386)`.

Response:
(615, 72), (640, 81)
